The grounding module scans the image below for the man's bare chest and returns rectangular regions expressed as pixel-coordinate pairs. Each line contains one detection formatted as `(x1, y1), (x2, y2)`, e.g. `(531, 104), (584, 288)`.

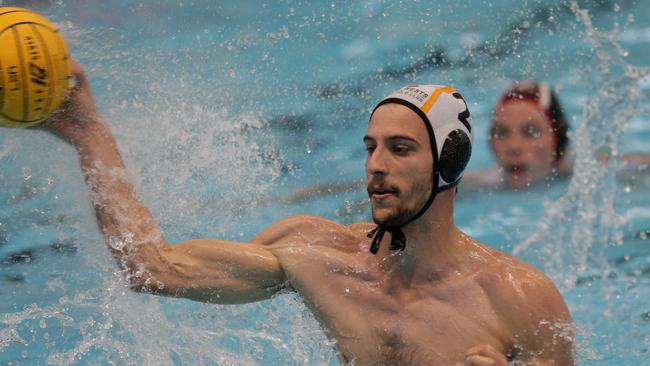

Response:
(269, 235), (515, 361)
(277, 256), (508, 364)
(338, 294), (507, 365)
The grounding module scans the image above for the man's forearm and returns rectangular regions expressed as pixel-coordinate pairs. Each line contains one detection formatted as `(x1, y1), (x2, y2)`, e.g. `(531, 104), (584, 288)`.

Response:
(72, 119), (167, 275)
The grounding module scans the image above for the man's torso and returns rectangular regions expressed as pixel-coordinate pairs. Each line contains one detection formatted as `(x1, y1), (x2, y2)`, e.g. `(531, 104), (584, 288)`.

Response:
(260, 218), (520, 365)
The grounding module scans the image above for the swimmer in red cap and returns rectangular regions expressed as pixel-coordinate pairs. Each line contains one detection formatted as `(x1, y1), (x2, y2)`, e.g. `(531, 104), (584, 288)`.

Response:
(464, 80), (650, 189)
(461, 81), (572, 189)
(34, 61), (575, 365)
(489, 81), (570, 188)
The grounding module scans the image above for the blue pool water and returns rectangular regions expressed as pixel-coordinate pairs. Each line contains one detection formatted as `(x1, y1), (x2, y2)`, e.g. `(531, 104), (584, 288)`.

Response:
(1, 0), (649, 364)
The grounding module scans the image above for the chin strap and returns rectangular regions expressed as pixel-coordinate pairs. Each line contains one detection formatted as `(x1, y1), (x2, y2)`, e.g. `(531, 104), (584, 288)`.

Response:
(368, 179), (463, 255)
(368, 226), (406, 254)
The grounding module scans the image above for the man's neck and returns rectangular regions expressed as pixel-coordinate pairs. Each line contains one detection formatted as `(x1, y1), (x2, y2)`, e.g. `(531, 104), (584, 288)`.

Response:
(377, 190), (463, 287)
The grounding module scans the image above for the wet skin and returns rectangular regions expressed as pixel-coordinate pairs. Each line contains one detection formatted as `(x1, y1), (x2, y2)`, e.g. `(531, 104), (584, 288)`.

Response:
(43, 65), (574, 365)
(490, 100), (558, 188)
(363, 104), (434, 228)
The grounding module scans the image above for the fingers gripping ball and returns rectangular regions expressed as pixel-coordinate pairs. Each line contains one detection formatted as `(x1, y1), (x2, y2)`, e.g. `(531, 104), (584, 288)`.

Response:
(0, 7), (72, 127)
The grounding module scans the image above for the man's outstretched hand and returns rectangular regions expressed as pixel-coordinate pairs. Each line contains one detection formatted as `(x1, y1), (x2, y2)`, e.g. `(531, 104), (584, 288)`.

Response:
(42, 59), (105, 144)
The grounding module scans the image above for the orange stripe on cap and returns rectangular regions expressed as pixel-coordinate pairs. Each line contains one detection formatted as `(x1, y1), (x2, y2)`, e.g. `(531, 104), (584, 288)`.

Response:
(420, 86), (456, 113)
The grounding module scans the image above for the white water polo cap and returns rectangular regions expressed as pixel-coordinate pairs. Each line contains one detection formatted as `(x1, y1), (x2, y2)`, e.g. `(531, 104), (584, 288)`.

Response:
(372, 85), (474, 190)
(367, 85), (473, 254)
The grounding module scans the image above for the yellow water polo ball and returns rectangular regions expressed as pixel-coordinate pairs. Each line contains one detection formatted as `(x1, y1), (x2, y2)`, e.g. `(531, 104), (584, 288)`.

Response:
(0, 7), (72, 128)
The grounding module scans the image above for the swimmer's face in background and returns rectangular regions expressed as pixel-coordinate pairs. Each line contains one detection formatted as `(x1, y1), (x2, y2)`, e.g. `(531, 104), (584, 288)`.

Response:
(365, 104), (433, 227)
(490, 100), (557, 188)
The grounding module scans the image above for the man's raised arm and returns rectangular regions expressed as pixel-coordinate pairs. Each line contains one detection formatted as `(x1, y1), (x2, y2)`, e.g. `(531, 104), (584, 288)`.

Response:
(43, 61), (288, 304)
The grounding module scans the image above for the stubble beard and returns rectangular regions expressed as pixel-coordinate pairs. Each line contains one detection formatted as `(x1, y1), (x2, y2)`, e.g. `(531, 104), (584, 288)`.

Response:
(372, 204), (417, 228)
(370, 180), (432, 228)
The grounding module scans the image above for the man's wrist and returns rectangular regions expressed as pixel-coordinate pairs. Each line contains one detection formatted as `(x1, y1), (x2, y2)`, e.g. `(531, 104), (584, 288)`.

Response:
(73, 118), (113, 148)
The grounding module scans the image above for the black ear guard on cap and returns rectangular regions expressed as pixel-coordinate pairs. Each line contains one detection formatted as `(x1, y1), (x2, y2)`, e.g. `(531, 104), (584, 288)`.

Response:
(439, 128), (472, 184)
(437, 91), (472, 187)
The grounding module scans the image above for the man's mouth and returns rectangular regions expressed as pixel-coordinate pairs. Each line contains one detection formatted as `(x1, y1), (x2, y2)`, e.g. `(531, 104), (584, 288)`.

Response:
(505, 164), (528, 175)
(368, 186), (398, 200)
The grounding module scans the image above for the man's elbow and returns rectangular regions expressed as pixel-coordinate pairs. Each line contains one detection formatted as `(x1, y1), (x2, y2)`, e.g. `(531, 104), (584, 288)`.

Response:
(109, 240), (172, 292)
(117, 248), (176, 295)
(123, 264), (170, 294)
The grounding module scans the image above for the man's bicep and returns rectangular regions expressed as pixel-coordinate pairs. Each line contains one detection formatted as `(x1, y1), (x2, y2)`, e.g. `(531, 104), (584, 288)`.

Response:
(140, 238), (288, 304)
(514, 275), (575, 365)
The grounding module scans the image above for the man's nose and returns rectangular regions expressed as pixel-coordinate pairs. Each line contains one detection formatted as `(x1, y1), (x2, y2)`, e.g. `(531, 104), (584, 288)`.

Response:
(366, 147), (388, 177)
(505, 133), (524, 155)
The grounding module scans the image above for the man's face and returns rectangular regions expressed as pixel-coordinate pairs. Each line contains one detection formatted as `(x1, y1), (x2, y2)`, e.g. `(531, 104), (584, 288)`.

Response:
(364, 104), (433, 227)
(490, 100), (557, 188)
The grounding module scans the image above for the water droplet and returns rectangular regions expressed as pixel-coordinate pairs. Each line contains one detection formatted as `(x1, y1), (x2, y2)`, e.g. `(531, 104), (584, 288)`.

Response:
(108, 236), (126, 251)
(21, 168), (32, 181)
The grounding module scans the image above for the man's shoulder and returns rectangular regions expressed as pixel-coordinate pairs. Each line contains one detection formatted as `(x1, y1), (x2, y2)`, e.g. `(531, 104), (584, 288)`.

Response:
(455, 238), (574, 362)
(475, 246), (564, 307)
(279, 215), (367, 237)
(252, 215), (368, 249)
(471, 243), (572, 335)
(277, 216), (373, 240)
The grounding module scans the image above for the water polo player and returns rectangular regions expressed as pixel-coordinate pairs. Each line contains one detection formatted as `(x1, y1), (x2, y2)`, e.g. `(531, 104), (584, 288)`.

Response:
(458, 81), (571, 189)
(463, 80), (650, 189)
(492, 81), (569, 188)
(37, 62), (575, 365)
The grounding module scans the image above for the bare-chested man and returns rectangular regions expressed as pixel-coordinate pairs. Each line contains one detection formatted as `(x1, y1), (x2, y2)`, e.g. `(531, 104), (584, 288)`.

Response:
(43, 62), (574, 365)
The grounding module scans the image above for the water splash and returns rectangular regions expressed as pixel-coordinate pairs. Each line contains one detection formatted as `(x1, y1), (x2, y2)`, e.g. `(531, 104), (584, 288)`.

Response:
(2, 18), (327, 365)
(511, 2), (650, 363)
(513, 0), (649, 290)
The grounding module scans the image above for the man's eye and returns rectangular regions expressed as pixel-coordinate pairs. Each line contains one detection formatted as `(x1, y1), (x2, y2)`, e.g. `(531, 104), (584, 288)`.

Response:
(393, 145), (409, 154)
(523, 124), (542, 138)
(491, 126), (509, 140)
(365, 145), (375, 153)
